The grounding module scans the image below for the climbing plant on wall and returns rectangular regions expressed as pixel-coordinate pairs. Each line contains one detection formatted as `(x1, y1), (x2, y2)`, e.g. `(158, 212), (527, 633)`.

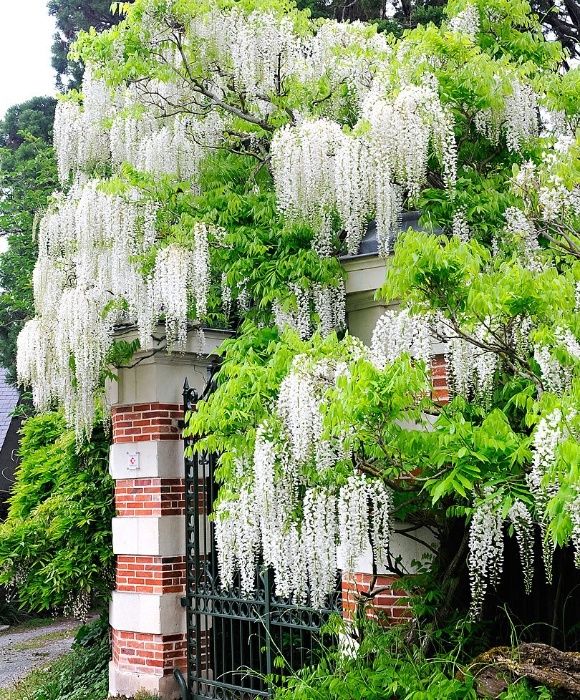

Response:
(0, 413), (113, 615)
(16, 0), (580, 622)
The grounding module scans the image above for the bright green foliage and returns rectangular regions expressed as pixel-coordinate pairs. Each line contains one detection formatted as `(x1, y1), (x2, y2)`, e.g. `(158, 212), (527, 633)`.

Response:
(274, 623), (551, 699)
(0, 414), (114, 612)
(0, 98), (58, 382)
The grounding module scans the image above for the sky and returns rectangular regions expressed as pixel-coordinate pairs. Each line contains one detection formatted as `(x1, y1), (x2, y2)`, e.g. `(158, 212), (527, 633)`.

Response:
(0, 0), (56, 120)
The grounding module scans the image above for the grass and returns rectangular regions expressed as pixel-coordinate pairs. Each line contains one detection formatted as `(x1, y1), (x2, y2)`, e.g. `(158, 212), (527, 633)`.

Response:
(0, 664), (54, 700)
(11, 628), (76, 651)
(0, 617), (109, 700)
(0, 617), (56, 636)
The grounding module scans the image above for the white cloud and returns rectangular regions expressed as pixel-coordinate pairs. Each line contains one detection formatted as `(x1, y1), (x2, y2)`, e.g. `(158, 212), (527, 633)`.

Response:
(0, 0), (56, 119)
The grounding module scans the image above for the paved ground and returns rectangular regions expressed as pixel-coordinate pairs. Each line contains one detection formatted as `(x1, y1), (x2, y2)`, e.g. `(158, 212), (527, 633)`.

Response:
(0, 618), (80, 688)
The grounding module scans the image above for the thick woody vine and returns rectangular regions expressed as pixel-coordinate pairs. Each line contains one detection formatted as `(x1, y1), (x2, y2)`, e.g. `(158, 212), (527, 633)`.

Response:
(15, 0), (580, 621)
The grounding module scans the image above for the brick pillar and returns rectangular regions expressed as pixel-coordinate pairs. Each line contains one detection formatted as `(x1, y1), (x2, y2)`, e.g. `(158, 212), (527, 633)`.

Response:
(342, 573), (412, 622)
(431, 353), (450, 404)
(341, 353), (449, 625)
(107, 329), (229, 699)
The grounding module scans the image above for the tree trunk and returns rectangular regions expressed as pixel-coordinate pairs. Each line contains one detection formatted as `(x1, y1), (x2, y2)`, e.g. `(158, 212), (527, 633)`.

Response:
(471, 643), (580, 698)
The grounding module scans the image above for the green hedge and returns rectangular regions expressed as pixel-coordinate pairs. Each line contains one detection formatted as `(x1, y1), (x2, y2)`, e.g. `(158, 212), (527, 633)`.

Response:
(0, 413), (114, 614)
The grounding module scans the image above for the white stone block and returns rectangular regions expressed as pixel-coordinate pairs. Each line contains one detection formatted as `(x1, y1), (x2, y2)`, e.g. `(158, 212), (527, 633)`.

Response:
(342, 256), (387, 295)
(110, 591), (186, 635)
(109, 662), (181, 699)
(112, 515), (186, 557)
(111, 326), (233, 405)
(110, 440), (184, 480)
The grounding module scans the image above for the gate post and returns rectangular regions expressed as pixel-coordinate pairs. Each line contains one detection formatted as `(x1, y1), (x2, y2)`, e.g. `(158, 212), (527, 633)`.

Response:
(106, 327), (229, 699)
(341, 251), (448, 624)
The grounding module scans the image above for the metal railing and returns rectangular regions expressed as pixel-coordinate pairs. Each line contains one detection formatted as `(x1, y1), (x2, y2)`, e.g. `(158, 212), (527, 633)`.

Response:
(176, 377), (340, 700)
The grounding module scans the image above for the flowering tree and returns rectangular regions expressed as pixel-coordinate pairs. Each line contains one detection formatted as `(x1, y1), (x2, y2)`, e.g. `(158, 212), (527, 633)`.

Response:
(17, 0), (579, 623)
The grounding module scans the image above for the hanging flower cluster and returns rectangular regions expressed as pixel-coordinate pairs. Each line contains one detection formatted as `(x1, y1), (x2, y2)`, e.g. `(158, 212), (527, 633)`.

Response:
(16, 177), (215, 437)
(54, 68), (227, 186)
(110, 112), (225, 182)
(468, 491), (504, 620)
(370, 309), (499, 404)
(305, 21), (391, 108)
(212, 344), (393, 607)
(273, 282), (346, 339)
(215, 457), (392, 606)
(271, 82), (457, 255)
(452, 208), (471, 242)
(469, 497), (536, 618)
(475, 79), (538, 152)
(532, 325), (580, 397)
(370, 309), (432, 369)
(53, 67), (112, 182)
(276, 354), (348, 471)
(534, 344), (574, 394)
(450, 336), (498, 404)
(513, 140), (580, 225)
(526, 408), (578, 582)
(144, 234), (209, 350)
(508, 501), (535, 595)
(448, 4), (480, 41)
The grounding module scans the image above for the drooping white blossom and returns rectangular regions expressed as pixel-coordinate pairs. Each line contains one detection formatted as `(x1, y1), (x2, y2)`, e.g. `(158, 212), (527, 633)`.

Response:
(302, 487), (339, 608)
(367, 479), (393, 569)
(370, 309), (432, 369)
(504, 81), (539, 152)
(475, 79), (538, 152)
(452, 209), (470, 242)
(443, 326), (498, 403)
(448, 4), (480, 41)
(508, 501), (535, 595)
(214, 488), (260, 594)
(277, 356), (328, 466)
(338, 474), (371, 572)
(527, 408), (565, 582)
(213, 344), (395, 607)
(150, 245), (194, 350)
(468, 492), (504, 620)
(313, 282), (346, 337)
(53, 67), (113, 183)
(16, 178), (214, 436)
(534, 345), (572, 395)
(555, 326), (580, 360)
(271, 82), (456, 255)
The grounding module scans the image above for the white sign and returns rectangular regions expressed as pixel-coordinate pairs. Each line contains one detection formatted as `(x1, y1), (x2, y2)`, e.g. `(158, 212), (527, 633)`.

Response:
(127, 451), (140, 470)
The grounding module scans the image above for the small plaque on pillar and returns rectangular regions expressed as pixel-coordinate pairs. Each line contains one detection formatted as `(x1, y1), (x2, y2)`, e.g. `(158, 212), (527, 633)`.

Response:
(127, 452), (140, 470)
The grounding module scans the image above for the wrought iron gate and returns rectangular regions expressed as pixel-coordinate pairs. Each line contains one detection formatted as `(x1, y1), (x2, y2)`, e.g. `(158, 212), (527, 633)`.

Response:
(179, 376), (341, 699)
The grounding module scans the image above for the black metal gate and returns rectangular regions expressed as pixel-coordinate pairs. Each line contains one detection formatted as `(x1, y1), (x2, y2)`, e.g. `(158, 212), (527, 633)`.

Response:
(179, 376), (341, 700)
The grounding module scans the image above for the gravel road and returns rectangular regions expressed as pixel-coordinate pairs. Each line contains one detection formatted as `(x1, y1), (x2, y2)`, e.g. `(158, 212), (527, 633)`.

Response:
(0, 618), (80, 688)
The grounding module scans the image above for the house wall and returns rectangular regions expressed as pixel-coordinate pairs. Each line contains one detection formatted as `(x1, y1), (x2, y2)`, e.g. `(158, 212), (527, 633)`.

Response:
(0, 416), (21, 521)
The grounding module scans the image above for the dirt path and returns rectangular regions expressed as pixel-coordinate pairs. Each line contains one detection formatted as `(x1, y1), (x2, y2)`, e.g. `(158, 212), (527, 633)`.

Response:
(0, 619), (80, 688)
